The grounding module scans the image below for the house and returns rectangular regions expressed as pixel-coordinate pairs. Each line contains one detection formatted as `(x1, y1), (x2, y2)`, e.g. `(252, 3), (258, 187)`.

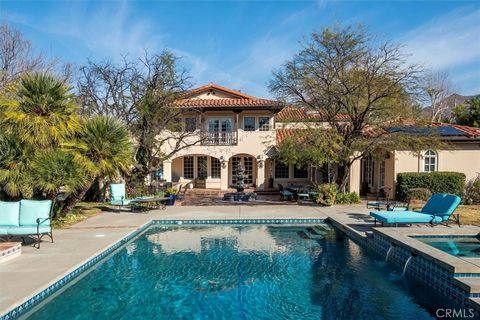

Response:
(160, 84), (480, 198)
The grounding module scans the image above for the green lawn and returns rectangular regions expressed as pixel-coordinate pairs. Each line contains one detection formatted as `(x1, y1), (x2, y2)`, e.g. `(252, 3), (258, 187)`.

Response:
(52, 202), (105, 228)
(455, 205), (480, 226)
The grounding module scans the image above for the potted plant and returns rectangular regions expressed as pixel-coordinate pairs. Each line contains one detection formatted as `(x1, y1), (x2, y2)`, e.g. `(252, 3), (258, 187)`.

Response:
(165, 187), (178, 205)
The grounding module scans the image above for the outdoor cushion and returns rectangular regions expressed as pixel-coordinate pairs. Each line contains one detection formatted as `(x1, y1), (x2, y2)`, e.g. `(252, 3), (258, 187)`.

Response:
(435, 194), (461, 221)
(7, 226), (51, 235)
(0, 227), (10, 235)
(110, 183), (126, 200)
(0, 201), (20, 226)
(370, 210), (443, 224)
(19, 200), (52, 226)
(420, 194), (445, 215)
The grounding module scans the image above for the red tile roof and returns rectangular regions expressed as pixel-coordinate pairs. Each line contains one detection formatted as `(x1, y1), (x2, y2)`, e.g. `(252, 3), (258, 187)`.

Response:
(183, 83), (255, 99)
(175, 83), (281, 109)
(431, 122), (480, 138)
(276, 122), (480, 144)
(275, 106), (349, 122)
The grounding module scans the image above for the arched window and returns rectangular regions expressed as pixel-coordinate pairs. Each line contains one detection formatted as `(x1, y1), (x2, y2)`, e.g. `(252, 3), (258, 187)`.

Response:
(423, 150), (438, 172)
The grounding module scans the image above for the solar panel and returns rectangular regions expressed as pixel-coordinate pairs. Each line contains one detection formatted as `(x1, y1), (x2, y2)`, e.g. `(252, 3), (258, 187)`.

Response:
(386, 127), (466, 136)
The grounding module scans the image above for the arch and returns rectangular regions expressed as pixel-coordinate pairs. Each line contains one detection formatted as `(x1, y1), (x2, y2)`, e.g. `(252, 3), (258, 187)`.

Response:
(229, 153), (258, 187)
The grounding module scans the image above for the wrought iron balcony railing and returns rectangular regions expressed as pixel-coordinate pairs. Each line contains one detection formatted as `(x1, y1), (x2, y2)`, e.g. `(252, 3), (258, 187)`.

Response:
(200, 131), (238, 146)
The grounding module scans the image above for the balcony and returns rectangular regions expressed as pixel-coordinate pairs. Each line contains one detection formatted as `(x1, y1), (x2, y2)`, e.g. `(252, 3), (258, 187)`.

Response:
(200, 131), (238, 146)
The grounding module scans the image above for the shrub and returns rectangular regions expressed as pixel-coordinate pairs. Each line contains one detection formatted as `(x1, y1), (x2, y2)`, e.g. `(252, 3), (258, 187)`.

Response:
(315, 184), (338, 206)
(406, 188), (432, 201)
(396, 172), (466, 200)
(464, 179), (480, 205)
(336, 192), (361, 204)
(165, 188), (178, 195)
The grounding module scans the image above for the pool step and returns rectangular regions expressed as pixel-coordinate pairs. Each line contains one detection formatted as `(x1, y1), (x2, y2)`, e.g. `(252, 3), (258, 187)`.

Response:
(454, 278), (480, 296)
(303, 227), (326, 239)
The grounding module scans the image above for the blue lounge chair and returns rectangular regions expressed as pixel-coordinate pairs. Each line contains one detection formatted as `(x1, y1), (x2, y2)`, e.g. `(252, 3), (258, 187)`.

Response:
(370, 193), (461, 227)
(110, 183), (134, 211)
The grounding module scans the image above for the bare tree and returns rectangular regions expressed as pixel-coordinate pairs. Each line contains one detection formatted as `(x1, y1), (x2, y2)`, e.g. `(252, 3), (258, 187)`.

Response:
(0, 23), (73, 92)
(422, 71), (452, 122)
(77, 51), (203, 185)
(0, 23), (49, 90)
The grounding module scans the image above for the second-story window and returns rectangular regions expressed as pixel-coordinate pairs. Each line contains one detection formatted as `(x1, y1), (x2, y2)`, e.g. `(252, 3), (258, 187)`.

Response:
(244, 117), (256, 131)
(258, 117), (270, 131)
(185, 117), (197, 132)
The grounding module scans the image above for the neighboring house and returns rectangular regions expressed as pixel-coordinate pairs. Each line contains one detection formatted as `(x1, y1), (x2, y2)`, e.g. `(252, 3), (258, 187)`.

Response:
(160, 84), (480, 197)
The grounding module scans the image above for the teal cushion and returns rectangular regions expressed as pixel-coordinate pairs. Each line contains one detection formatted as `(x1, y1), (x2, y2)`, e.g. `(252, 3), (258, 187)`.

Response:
(0, 201), (20, 226)
(19, 200), (52, 226)
(110, 184), (126, 201)
(421, 194), (444, 215)
(7, 226), (51, 235)
(437, 194), (461, 221)
(370, 211), (443, 224)
(0, 227), (10, 235)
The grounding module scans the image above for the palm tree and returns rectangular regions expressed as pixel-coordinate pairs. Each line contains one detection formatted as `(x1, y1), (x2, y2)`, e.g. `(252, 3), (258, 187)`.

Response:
(1, 72), (79, 147)
(0, 72), (81, 200)
(30, 149), (88, 202)
(60, 115), (133, 216)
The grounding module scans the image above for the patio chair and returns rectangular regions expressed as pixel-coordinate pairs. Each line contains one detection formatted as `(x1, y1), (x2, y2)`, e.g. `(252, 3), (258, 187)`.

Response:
(176, 184), (187, 200)
(110, 183), (134, 211)
(278, 184), (294, 201)
(370, 193), (461, 227)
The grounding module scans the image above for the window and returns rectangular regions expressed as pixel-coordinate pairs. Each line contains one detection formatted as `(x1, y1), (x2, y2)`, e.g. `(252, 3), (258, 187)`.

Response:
(258, 117), (270, 131)
(293, 165), (308, 179)
(362, 157), (374, 186)
(243, 117), (256, 131)
(423, 150), (437, 172)
(243, 157), (253, 185)
(275, 161), (289, 179)
(197, 156), (207, 179)
(211, 157), (221, 178)
(185, 117), (197, 132)
(183, 156), (194, 179)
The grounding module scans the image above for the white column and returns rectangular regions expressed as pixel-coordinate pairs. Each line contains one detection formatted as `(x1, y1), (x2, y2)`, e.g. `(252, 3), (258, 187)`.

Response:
(163, 160), (172, 183)
(220, 161), (229, 190)
(256, 160), (265, 190)
(349, 158), (361, 194)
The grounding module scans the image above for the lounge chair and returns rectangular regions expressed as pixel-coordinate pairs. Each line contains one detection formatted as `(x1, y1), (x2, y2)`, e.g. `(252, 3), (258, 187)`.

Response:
(110, 183), (134, 211)
(0, 200), (53, 249)
(370, 193), (461, 227)
(278, 184), (294, 201)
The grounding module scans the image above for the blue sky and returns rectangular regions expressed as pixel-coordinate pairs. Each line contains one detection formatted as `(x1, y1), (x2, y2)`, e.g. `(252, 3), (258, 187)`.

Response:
(1, 0), (479, 98)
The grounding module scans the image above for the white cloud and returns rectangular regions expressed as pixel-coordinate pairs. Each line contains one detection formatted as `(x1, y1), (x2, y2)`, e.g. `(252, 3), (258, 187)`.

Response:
(401, 7), (480, 70)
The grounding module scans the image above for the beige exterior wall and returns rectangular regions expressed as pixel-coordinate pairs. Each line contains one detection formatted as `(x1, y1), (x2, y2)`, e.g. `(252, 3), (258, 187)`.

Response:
(160, 110), (276, 190)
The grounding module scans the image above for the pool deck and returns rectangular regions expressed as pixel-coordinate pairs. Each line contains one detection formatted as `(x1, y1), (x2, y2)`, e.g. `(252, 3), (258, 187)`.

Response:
(1, 203), (480, 316)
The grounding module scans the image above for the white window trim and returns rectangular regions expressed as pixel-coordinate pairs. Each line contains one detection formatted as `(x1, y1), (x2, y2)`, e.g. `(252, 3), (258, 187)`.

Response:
(422, 150), (438, 172)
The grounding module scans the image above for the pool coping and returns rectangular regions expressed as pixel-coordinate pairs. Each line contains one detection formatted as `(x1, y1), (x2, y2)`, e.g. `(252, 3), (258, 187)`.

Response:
(0, 218), (325, 320)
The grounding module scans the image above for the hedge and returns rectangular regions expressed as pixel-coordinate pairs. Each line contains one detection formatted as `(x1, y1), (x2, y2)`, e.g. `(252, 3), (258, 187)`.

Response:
(396, 172), (466, 200)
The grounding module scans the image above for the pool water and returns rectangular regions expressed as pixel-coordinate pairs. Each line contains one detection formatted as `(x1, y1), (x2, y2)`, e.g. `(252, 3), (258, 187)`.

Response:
(26, 225), (443, 319)
(414, 236), (480, 257)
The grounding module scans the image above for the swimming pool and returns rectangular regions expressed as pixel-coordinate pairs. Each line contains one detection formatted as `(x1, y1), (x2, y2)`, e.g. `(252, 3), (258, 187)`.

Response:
(23, 224), (446, 319)
(413, 235), (480, 257)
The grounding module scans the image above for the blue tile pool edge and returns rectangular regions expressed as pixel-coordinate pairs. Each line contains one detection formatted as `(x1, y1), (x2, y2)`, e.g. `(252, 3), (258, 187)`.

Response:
(0, 218), (325, 320)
